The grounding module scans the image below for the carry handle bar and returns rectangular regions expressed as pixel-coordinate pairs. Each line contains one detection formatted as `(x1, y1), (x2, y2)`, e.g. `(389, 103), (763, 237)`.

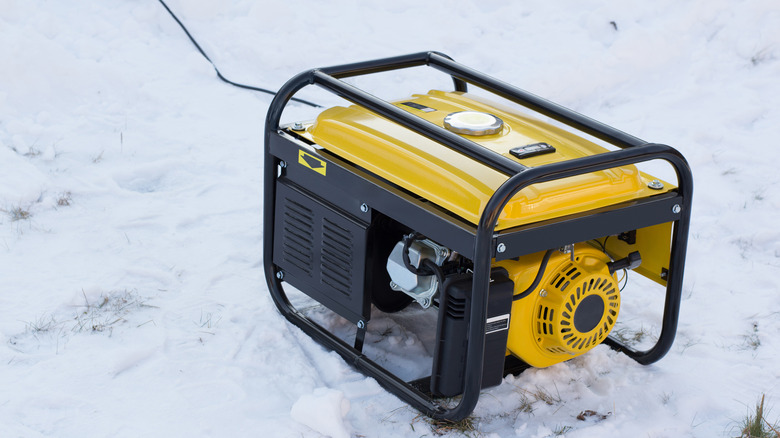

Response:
(320, 51), (468, 92)
(266, 53), (526, 176)
(425, 52), (647, 149)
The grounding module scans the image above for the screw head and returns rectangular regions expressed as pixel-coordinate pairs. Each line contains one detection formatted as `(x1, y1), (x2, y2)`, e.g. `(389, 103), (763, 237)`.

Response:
(360, 203), (369, 213)
(279, 160), (287, 169)
(672, 204), (682, 214)
(292, 122), (305, 131)
(648, 179), (664, 190)
(496, 243), (506, 253)
(539, 289), (548, 297)
(357, 320), (366, 329)
(275, 271), (284, 280)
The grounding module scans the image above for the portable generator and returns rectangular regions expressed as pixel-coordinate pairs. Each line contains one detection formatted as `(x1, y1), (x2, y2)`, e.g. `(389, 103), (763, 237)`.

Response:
(263, 52), (692, 421)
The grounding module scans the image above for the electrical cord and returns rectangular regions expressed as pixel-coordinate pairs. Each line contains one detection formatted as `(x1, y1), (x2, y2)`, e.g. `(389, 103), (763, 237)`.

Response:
(619, 268), (629, 291)
(595, 236), (630, 290)
(400, 233), (446, 304)
(421, 259), (445, 290)
(596, 236), (610, 253)
(401, 233), (448, 286)
(401, 233), (434, 276)
(157, 0), (322, 108)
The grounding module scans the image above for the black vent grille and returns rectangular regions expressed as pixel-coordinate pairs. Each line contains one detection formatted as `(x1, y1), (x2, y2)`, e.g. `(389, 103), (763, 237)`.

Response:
(281, 198), (315, 275)
(445, 295), (467, 319)
(321, 218), (353, 296)
(272, 180), (369, 324)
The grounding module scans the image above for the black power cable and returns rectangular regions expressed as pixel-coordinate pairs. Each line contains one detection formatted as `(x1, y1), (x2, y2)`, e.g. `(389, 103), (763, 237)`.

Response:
(401, 233), (435, 276)
(512, 249), (554, 301)
(157, 0), (321, 108)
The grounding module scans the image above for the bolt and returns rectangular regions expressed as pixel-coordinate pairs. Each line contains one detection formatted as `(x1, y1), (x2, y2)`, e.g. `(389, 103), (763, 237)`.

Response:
(648, 179), (664, 190)
(357, 320), (366, 329)
(496, 243), (506, 253)
(438, 248), (448, 258)
(279, 160), (287, 169)
(360, 203), (369, 213)
(672, 204), (682, 214)
(292, 122), (305, 131)
(276, 271), (284, 280)
(539, 289), (548, 297)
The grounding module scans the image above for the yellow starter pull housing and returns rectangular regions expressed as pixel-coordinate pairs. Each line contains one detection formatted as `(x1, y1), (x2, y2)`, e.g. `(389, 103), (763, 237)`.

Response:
(496, 244), (620, 367)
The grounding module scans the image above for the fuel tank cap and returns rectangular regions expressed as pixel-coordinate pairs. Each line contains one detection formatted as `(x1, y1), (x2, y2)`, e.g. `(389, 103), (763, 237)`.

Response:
(443, 111), (503, 136)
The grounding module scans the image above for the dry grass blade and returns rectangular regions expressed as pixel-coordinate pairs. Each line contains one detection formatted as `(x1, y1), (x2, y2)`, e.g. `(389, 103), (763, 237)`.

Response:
(762, 418), (780, 438)
(73, 289), (154, 333)
(8, 206), (32, 221)
(413, 413), (479, 437)
(740, 394), (779, 438)
(576, 410), (610, 421)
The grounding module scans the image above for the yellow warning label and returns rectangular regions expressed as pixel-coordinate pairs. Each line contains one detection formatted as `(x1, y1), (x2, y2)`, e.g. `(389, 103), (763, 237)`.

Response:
(298, 150), (327, 176)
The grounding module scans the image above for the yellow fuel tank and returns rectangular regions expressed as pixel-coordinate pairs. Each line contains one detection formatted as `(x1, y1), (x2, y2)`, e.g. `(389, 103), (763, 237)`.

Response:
(300, 90), (673, 231)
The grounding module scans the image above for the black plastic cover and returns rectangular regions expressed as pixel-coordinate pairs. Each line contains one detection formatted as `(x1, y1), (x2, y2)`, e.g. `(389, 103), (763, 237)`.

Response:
(430, 268), (514, 397)
(510, 142), (556, 159)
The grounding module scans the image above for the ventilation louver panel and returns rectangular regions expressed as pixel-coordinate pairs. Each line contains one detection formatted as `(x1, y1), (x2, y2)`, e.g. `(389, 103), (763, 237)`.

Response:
(321, 218), (354, 296)
(273, 180), (370, 324)
(281, 198), (315, 275)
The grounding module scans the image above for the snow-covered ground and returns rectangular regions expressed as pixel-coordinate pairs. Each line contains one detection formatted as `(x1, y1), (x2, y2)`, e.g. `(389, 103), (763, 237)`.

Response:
(2, 1), (779, 436)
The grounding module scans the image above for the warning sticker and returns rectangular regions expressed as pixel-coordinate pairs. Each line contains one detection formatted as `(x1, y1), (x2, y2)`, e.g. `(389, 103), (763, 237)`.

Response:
(485, 314), (510, 334)
(298, 150), (327, 176)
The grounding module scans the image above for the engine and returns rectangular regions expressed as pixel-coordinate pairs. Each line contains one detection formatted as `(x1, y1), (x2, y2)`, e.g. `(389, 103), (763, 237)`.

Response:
(386, 236), (626, 369)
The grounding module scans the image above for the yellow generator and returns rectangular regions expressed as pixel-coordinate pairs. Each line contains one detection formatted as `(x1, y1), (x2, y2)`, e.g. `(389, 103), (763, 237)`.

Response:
(263, 52), (692, 420)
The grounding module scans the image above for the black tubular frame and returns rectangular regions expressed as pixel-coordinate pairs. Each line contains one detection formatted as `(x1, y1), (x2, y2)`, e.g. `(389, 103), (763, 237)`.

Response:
(263, 51), (693, 421)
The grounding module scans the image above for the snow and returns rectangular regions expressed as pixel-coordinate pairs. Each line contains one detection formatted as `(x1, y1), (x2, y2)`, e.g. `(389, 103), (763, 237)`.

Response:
(291, 387), (352, 438)
(1, 0), (779, 436)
